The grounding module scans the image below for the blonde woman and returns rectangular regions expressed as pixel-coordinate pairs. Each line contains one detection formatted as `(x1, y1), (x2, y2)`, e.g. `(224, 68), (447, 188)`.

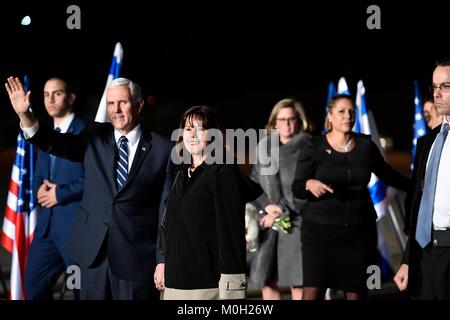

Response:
(249, 98), (312, 300)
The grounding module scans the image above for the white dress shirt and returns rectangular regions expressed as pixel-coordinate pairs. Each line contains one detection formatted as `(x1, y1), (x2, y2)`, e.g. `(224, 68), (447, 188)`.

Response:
(54, 113), (75, 133)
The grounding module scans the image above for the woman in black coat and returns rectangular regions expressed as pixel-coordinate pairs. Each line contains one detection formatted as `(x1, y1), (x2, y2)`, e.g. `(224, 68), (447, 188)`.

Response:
(154, 106), (262, 300)
(292, 94), (410, 300)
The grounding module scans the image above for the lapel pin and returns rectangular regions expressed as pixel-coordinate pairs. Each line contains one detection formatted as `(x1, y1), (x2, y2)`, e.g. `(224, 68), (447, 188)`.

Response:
(142, 147), (146, 151)
(325, 149), (331, 154)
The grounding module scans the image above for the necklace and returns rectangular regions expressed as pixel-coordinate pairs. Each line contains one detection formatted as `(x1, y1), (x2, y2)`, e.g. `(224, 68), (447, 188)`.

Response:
(336, 138), (353, 152)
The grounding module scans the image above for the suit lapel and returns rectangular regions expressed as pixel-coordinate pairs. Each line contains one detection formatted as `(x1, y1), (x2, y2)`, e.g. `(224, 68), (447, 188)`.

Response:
(119, 127), (153, 192)
(44, 152), (51, 179)
(422, 126), (441, 165)
(418, 125), (441, 189)
(52, 156), (62, 179)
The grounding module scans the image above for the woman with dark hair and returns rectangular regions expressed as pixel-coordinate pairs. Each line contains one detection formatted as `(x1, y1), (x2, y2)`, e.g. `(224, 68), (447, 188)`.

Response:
(154, 106), (262, 300)
(292, 94), (410, 300)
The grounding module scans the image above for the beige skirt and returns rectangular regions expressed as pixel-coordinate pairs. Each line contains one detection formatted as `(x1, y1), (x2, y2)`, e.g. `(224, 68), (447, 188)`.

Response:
(162, 274), (247, 300)
(162, 287), (219, 300)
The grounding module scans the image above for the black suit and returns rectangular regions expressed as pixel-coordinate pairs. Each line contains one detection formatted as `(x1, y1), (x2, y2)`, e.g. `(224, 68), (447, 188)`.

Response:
(403, 124), (450, 299)
(28, 122), (174, 298)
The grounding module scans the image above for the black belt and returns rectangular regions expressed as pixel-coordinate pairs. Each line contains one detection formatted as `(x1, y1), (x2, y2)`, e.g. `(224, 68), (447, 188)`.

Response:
(432, 230), (450, 247)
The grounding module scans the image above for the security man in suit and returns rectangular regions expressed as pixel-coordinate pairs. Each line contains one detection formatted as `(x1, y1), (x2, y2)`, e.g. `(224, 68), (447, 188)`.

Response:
(395, 58), (450, 299)
(25, 77), (86, 299)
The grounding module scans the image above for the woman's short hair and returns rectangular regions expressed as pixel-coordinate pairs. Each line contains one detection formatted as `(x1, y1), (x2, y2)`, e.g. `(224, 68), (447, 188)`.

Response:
(266, 98), (313, 133)
(177, 105), (226, 162)
(179, 105), (221, 131)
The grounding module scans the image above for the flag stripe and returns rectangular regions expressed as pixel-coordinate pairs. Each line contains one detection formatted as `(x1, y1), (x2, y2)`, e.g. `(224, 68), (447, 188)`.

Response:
(2, 216), (16, 242)
(0, 230), (14, 253)
(355, 80), (391, 219)
(6, 191), (18, 212)
(11, 166), (20, 185)
(10, 246), (25, 300)
(1, 127), (37, 299)
(369, 180), (387, 204)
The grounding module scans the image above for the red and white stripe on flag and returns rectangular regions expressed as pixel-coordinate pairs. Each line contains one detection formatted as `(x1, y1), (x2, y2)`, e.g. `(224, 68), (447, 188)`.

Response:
(1, 134), (37, 300)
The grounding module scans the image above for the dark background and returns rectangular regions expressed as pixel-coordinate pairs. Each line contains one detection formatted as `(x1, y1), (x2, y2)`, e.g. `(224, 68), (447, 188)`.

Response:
(0, 1), (447, 302)
(0, 1), (448, 151)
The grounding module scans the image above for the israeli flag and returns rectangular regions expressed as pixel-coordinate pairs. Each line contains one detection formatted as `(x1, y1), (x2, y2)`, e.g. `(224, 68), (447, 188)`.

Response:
(95, 42), (123, 123)
(355, 80), (395, 220)
(322, 81), (337, 133)
(411, 81), (427, 172)
(327, 81), (337, 103)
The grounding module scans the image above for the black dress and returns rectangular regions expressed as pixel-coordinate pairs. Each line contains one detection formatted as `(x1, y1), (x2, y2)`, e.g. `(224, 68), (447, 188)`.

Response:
(292, 134), (410, 293)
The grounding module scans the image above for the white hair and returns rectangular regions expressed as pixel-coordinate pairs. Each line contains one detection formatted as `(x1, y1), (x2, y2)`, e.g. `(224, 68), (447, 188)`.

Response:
(108, 77), (142, 102)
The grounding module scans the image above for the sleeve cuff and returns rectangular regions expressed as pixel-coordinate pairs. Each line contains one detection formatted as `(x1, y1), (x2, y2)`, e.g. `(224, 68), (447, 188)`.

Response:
(219, 273), (247, 300)
(55, 186), (62, 204)
(156, 256), (165, 264)
(20, 121), (39, 139)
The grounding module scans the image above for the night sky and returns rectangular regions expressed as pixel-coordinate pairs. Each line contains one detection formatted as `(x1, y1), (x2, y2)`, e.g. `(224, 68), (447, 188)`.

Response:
(0, 1), (448, 151)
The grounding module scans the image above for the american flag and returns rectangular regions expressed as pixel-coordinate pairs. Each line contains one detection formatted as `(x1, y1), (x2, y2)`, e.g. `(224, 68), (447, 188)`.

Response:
(1, 76), (37, 300)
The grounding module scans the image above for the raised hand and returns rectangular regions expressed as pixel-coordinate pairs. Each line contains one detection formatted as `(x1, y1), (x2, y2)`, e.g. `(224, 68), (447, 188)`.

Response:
(5, 76), (37, 127)
(5, 77), (31, 115)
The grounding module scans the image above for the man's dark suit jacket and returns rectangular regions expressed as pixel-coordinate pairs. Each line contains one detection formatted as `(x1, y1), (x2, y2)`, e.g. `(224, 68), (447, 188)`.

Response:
(29, 122), (174, 281)
(33, 116), (86, 242)
(403, 124), (442, 296)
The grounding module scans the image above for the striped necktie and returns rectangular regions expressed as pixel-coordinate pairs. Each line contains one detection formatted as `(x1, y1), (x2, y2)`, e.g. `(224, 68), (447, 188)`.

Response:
(116, 136), (129, 190)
